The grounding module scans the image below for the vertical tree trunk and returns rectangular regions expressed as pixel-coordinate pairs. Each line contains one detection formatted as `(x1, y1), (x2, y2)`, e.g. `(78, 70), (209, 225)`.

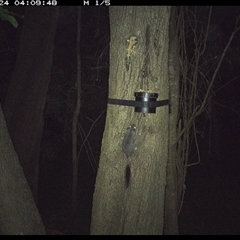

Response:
(3, 7), (59, 201)
(163, 7), (180, 235)
(72, 6), (82, 214)
(91, 7), (171, 235)
(0, 105), (45, 235)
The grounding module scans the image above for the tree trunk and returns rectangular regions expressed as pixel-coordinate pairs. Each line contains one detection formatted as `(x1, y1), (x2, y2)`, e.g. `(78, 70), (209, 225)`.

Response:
(0, 105), (45, 235)
(72, 6), (82, 214)
(3, 7), (59, 201)
(163, 7), (180, 235)
(91, 6), (171, 235)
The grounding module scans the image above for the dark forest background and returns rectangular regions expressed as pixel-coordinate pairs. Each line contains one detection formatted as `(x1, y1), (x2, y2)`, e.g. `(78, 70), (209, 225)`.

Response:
(1, 6), (240, 234)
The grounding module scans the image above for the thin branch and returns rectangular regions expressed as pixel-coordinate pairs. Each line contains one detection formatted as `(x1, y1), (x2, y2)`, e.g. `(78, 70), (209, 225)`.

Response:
(72, 6), (82, 212)
(77, 108), (106, 159)
(199, 6), (212, 56)
(178, 20), (240, 139)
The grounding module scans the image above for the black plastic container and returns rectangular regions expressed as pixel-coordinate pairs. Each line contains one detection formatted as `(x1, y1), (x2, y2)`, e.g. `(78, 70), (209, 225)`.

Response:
(134, 92), (158, 113)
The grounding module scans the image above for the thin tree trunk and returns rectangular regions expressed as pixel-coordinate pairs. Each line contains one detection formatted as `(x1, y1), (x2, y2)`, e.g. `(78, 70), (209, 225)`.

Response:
(72, 6), (82, 214)
(163, 7), (179, 235)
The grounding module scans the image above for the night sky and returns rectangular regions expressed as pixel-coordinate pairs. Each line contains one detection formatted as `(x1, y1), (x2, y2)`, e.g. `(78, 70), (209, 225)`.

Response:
(1, 6), (240, 235)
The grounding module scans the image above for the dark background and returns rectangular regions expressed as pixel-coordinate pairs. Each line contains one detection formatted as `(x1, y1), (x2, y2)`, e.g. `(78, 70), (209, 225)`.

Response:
(0, 6), (240, 235)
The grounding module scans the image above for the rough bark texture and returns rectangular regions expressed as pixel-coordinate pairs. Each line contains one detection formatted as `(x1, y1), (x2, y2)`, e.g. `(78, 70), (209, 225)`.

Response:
(3, 7), (59, 201)
(91, 7), (171, 235)
(0, 106), (45, 235)
(163, 7), (180, 235)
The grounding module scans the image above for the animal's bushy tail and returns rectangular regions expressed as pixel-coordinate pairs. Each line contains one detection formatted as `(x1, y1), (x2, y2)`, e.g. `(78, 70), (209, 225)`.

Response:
(125, 164), (131, 188)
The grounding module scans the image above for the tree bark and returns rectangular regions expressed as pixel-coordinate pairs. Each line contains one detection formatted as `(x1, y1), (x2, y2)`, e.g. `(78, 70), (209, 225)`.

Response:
(0, 105), (45, 235)
(91, 6), (171, 235)
(3, 7), (59, 201)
